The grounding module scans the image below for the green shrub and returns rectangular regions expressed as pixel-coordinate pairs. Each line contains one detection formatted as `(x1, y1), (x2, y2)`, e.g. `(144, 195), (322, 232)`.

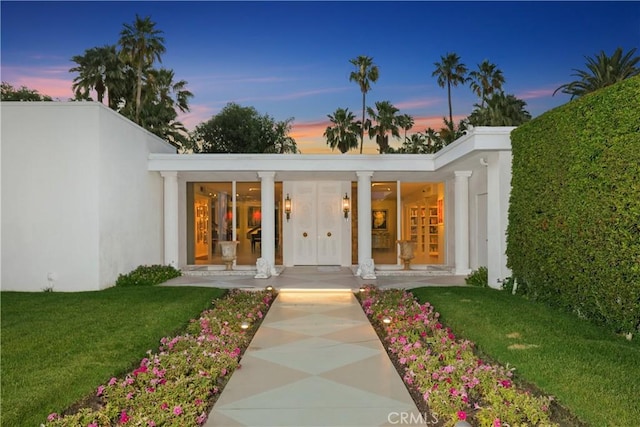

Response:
(465, 266), (488, 287)
(115, 264), (181, 287)
(507, 76), (640, 336)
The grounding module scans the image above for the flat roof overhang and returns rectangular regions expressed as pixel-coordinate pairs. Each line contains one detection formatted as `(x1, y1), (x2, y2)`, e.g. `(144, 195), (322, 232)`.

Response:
(148, 126), (515, 182)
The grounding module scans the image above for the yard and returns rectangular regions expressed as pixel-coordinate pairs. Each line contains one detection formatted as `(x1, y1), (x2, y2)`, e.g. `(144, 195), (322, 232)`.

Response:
(411, 287), (640, 426)
(1, 285), (638, 426)
(0, 287), (225, 427)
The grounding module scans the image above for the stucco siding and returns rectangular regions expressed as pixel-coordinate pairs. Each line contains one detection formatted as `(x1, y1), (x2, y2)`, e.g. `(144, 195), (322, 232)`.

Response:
(96, 106), (174, 289)
(1, 102), (175, 291)
(1, 103), (101, 291)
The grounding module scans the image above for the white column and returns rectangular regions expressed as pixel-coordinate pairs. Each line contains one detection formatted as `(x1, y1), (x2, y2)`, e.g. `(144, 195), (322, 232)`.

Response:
(258, 172), (276, 276)
(161, 171), (179, 268)
(454, 171), (472, 275)
(487, 152), (512, 288)
(356, 171), (375, 278)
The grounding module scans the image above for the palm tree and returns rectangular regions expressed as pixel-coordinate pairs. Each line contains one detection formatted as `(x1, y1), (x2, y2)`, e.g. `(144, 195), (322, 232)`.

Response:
(367, 100), (400, 153)
(118, 15), (166, 123)
(554, 47), (640, 99)
(468, 60), (505, 108)
(396, 113), (415, 143)
(438, 117), (467, 145)
(135, 68), (194, 149)
(70, 45), (121, 105)
(349, 55), (379, 153)
(264, 118), (299, 154)
(467, 92), (531, 126)
(398, 133), (427, 154)
(324, 108), (360, 153)
(432, 52), (468, 127)
(424, 128), (444, 153)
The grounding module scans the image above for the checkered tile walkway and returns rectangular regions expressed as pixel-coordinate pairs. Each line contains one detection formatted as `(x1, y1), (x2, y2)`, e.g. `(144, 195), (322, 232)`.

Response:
(205, 289), (423, 426)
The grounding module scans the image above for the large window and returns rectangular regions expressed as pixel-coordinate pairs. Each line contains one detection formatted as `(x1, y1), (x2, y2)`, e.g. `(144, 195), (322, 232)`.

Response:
(187, 182), (283, 266)
(371, 182), (398, 265)
(368, 181), (445, 266)
(399, 182), (445, 265)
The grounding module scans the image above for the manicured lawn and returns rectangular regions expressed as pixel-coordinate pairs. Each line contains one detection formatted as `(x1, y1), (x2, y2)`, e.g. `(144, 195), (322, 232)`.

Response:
(0, 286), (226, 427)
(411, 287), (640, 427)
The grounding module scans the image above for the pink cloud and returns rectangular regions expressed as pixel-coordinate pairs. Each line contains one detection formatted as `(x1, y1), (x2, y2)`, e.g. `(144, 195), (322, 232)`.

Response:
(517, 87), (557, 100)
(395, 98), (441, 111)
(2, 65), (75, 100)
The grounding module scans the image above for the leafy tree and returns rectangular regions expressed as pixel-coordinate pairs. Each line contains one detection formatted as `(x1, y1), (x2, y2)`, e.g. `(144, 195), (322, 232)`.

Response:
(468, 60), (505, 108)
(70, 45), (122, 105)
(467, 92), (531, 126)
(554, 47), (640, 99)
(1, 82), (53, 101)
(193, 103), (298, 153)
(367, 100), (400, 153)
(349, 55), (379, 154)
(324, 108), (360, 153)
(432, 52), (468, 127)
(118, 15), (166, 123)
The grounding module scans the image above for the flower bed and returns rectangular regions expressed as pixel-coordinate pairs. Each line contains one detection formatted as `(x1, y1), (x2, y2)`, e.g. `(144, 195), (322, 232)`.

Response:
(357, 285), (557, 427)
(44, 289), (276, 427)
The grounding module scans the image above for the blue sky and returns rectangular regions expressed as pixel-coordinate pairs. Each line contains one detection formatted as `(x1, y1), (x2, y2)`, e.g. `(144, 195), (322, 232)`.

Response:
(2, 1), (639, 153)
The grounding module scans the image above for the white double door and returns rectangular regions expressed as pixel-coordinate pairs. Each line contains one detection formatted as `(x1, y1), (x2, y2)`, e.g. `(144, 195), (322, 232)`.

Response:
(291, 181), (346, 265)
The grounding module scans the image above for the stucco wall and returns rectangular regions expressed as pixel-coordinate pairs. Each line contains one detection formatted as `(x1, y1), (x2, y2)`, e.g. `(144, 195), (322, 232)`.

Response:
(97, 105), (175, 289)
(1, 102), (175, 291)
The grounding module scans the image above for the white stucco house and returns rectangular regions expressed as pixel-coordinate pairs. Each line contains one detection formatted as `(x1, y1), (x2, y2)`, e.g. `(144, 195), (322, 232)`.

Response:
(1, 102), (514, 292)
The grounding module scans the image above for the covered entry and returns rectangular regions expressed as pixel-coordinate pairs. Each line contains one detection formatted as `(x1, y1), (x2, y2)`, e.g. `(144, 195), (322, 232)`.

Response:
(282, 181), (352, 266)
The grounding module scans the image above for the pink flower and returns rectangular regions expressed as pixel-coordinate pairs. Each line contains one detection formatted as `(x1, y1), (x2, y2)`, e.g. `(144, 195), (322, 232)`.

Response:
(148, 422), (156, 427)
(47, 413), (59, 421)
(173, 405), (183, 415)
(96, 385), (105, 396)
(120, 410), (130, 423)
(196, 413), (208, 424)
(133, 366), (148, 376)
(457, 411), (467, 421)
(88, 424), (98, 427)
(108, 377), (118, 386)
(500, 379), (512, 388)
(493, 419), (502, 427)
(160, 402), (169, 410)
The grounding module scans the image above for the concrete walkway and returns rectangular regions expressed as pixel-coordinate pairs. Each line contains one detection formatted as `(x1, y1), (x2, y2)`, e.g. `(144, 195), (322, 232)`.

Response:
(205, 288), (423, 426)
(161, 267), (466, 426)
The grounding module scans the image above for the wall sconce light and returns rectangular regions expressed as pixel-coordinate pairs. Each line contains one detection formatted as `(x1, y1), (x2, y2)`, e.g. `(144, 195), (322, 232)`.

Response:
(284, 194), (292, 221)
(342, 193), (350, 219)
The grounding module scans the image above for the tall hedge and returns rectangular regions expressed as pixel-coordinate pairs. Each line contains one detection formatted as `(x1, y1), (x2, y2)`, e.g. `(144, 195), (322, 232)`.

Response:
(507, 76), (640, 336)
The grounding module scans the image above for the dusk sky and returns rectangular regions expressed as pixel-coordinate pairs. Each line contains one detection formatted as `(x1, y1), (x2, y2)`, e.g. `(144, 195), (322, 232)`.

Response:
(2, 1), (639, 153)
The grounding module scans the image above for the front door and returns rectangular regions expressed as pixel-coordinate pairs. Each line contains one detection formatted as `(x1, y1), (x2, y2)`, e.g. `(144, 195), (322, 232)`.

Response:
(292, 182), (343, 265)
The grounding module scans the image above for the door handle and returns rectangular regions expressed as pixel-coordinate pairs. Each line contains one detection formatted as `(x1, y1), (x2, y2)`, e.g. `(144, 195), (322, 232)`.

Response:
(327, 232), (332, 237)
(303, 232), (308, 237)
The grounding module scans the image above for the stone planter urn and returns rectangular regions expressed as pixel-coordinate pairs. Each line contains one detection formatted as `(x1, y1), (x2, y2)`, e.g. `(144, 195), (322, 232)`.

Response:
(397, 240), (415, 270)
(219, 241), (239, 270)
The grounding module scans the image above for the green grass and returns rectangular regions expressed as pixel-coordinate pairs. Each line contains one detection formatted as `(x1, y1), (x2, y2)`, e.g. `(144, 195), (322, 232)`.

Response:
(411, 287), (640, 427)
(1, 286), (226, 427)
